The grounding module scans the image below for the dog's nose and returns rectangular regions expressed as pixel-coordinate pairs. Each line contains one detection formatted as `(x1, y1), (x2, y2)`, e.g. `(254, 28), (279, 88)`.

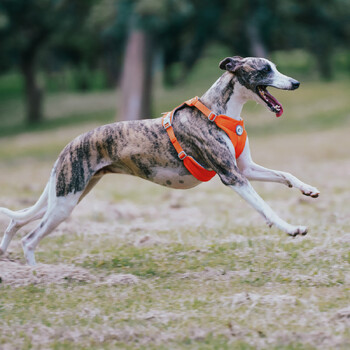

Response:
(291, 80), (300, 90)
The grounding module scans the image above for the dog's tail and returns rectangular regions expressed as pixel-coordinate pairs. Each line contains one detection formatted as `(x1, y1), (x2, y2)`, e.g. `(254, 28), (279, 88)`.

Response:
(0, 182), (49, 221)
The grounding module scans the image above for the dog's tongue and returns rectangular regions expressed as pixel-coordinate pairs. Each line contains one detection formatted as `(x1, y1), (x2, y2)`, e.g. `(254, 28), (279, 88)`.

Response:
(265, 90), (284, 117)
(276, 105), (284, 118)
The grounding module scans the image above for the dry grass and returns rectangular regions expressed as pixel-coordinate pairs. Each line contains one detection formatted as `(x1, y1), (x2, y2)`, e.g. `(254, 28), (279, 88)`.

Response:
(0, 83), (350, 349)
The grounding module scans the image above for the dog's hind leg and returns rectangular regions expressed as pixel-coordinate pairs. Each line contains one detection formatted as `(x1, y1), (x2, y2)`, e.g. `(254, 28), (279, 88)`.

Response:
(21, 192), (81, 266)
(20, 170), (101, 265)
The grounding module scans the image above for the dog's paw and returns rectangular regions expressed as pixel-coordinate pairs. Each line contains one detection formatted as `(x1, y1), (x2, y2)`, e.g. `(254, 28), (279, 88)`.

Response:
(287, 225), (308, 237)
(301, 185), (320, 198)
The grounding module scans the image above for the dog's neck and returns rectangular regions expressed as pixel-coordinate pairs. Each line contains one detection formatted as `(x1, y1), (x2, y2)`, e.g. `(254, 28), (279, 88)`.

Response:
(201, 72), (249, 120)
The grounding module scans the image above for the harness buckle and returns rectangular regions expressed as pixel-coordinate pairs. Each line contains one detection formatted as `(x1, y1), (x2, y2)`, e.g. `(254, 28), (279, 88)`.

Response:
(178, 151), (187, 160)
(186, 96), (199, 106)
(163, 113), (172, 129)
(208, 112), (216, 122)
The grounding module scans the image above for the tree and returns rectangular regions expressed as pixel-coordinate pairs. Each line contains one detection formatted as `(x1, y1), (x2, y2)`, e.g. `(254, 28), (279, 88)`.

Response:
(118, 0), (227, 120)
(120, 28), (153, 120)
(118, 0), (192, 120)
(270, 0), (350, 79)
(218, 0), (269, 57)
(0, 0), (95, 123)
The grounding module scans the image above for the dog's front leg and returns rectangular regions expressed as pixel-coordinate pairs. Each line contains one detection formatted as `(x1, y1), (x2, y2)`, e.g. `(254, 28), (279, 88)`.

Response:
(205, 134), (308, 236)
(230, 180), (308, 236)
(215, 162), (307, 236)
(237, 139), (320, 198)
(241, 163), (320, 198)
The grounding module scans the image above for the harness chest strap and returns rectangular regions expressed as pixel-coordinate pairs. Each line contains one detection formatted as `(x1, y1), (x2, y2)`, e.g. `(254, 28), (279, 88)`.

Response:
(162, 96), (247, 182)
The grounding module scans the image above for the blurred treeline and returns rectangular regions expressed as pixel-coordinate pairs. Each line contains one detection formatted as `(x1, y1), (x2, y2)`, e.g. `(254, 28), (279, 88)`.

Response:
(0, 0), (350, 124)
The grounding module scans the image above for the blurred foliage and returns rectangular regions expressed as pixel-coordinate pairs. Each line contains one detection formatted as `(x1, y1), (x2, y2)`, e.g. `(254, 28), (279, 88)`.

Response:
(0, 0), (349, 124)
(0, 0), (96, 70)
(0, 0), (96, 122)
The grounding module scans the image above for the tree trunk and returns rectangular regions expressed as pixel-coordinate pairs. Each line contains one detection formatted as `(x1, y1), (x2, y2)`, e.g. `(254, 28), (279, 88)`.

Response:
(316, 54), (333, 80)
(119, 29), (153, 120)
(313, 45), (333, 80)
(246, 20), (268, 58)
(21, 58), (43, 124)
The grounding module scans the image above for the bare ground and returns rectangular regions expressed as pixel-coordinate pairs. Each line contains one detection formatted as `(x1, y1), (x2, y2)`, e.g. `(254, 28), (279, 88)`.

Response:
(0, 120), (349, 349)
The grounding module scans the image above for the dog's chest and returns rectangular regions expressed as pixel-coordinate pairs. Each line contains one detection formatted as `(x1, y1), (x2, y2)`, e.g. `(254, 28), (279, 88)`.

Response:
(146, 166), (201, 189)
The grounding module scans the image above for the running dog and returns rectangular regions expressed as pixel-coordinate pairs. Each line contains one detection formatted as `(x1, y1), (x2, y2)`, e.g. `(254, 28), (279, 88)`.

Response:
(0, 56), (320, 265)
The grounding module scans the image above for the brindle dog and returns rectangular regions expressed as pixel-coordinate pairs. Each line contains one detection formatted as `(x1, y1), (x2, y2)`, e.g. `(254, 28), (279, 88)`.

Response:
(0, 56), (319, 265)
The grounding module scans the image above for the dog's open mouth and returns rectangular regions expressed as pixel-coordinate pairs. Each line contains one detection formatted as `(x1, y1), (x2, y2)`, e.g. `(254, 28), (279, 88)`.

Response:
(256, 86), (283, 117)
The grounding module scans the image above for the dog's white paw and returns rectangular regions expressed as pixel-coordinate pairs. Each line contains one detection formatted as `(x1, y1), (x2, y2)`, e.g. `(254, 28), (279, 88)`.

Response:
(287, 225), (308, 237)
(301, 185), (320, 198)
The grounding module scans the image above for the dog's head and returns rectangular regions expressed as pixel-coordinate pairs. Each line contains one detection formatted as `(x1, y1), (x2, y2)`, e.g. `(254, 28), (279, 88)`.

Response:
(219, 56), (300, 117)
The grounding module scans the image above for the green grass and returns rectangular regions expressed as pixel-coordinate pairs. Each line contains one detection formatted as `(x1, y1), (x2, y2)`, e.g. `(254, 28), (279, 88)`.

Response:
(0, 72), (24, 100)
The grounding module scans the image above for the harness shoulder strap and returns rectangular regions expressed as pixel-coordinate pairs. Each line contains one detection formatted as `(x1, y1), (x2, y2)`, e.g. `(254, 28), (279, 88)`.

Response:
(162, 111), (216, 182)
(186, 97), (247, 159)
(185, 97), (214, 119)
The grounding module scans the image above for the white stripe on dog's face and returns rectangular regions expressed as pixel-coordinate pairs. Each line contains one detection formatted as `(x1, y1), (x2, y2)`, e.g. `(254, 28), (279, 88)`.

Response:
(268, 61), (299, 90)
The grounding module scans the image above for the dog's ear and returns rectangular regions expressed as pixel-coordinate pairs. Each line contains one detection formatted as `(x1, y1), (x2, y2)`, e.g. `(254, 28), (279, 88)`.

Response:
(219, 56), (243, 72)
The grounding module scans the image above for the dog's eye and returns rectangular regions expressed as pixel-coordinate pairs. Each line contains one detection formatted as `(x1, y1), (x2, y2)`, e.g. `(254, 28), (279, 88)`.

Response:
(262, 65), (272, 73)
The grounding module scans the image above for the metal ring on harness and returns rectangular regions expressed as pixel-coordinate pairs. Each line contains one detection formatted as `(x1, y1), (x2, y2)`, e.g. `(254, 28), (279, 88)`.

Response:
(208, 112), (216, 122)
(178, 151), (187, 160)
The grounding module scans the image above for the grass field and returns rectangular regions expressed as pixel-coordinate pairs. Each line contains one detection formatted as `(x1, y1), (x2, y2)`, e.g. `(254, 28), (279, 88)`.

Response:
(0, 54), (350, 349)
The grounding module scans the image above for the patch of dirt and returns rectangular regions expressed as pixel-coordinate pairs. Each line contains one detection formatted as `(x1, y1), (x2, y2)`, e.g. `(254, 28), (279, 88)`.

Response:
(134, 234), (165, 247)
(179, 267), (250, 281)
(272, 330), (346, 349)
(0, 258), (139, 287)
(139, 310), (183, 323)
(59, 197), (207, 242)
(97, 273), (139, 286)
(334, 307), (350, 320)
(277, 270), (333, 286)
(0, 258), (96, 287)
(224, 292), (297, 307)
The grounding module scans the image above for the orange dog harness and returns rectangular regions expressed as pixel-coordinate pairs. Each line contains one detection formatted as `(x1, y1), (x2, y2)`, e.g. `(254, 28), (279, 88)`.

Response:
(162, 96), (247, 182)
